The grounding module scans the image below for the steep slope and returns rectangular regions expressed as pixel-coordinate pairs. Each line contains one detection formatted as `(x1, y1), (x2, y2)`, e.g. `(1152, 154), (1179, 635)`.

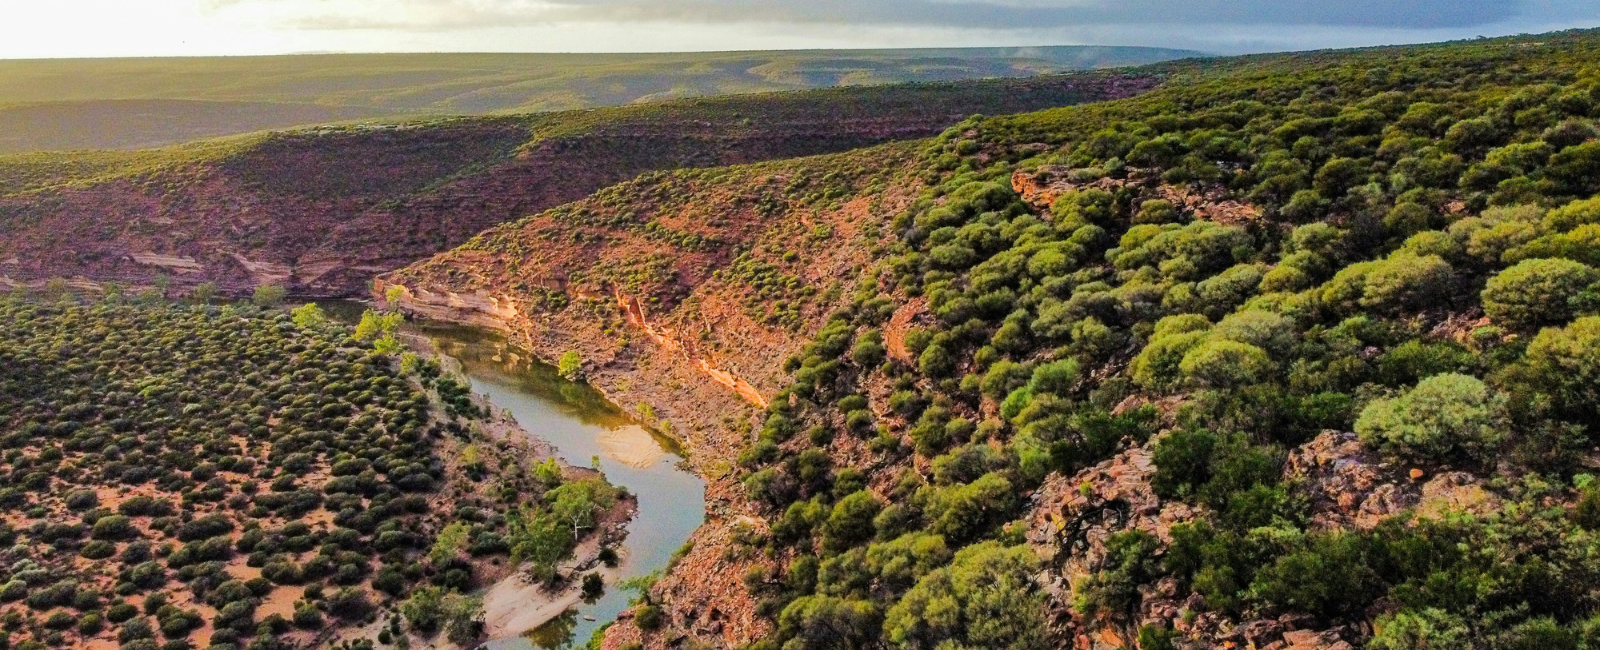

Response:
(0, 47), (1200, 153)
(385, 29), (1600, 650)
(0, 71), (1158, 298)
(380, 142), (929, 646)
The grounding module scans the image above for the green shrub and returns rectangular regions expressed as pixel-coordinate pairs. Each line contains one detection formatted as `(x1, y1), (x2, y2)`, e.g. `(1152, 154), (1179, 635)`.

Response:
(1211, 309), (1296, 357)
(1482, 258), (1599, 327)
(1544, 196), (1600, 232)
(1249, 532), (1379, 619)
(1368, 608), (1470, 650)
(1132, 330), (1208, 391)
(1522, 316), (1600, 419)
(883, 542), (1046, 650)
(1354, 373), (1507, 463)
(1359, 253), (1454, 313)
(1026, 359), (1079, 397)
(251, 284), (286, 307)
(634, 604), (663, 631)
(821, 492), (884, 553)
(1179, 340), (1273, 388)
(1134, 199), (1179, 225)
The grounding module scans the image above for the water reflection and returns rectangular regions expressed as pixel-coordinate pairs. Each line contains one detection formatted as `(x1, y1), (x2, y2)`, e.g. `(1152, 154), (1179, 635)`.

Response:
(401, 320), (706, 650)
(523, 610), (577, 650)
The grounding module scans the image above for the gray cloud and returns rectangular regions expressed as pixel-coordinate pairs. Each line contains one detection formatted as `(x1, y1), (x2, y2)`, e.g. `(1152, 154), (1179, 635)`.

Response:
(216, 0), (1600, 53)
(538, 0), (1525, 30)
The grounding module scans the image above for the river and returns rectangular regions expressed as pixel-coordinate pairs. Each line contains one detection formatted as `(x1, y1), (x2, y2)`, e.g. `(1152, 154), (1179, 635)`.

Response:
(323, 303), (707, 649)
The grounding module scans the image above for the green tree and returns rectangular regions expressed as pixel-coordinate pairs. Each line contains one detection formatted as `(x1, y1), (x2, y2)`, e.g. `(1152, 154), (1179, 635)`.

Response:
(1482, 258), (1599, 328)
(1134, 199), (1179, 224)
(820, 491), (884, 553)
(1368, 608), (1470, 650)
(1354, 373), (1507, 463)
(401, 587), (447, 632)
(778, 596), (881, 650)
(1523, 316), (1600, 419)
(1544, 196), (1600, 232)
(190, 282), (217, 303)
(1359, 253), (1454, 313)
(291, 303), (327, 330)
(429, 522), (469, 565)
(1026, 358), (1079, 397)
(1179, 340), (1273, 388)
(1132, 329), (1209, 391)
(252, 284), (287, 307)
(883, 542), (1047, 650)
(558, 350), (583, 380)
(918, 343), (956, 378)
(354, 309), (403, 342)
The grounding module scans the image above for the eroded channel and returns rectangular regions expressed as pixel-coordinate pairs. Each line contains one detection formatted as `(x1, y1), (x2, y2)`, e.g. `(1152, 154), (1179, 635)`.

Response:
(323, 300), (706, 649)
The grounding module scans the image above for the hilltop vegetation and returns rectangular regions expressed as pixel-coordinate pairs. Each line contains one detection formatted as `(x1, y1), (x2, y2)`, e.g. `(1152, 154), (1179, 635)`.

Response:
(0, 295), (622, 650)
(0, 46), (1198, 154)
(387, 28), (1600, 650)
(0, 69), (1156, 298)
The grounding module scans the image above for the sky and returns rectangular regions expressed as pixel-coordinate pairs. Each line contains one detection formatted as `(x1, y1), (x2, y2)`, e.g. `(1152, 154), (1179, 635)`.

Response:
(3, 0), (1599, 59)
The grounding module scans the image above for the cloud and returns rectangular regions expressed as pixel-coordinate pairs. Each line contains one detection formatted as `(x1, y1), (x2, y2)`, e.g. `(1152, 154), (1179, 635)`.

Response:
(543, 0), (1526, 30)
(200, 0), (1600, 54)
(217, 0), (1582, 31)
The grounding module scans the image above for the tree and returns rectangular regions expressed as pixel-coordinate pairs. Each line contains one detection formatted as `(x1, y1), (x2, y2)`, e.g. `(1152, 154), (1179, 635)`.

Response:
(374, 335), (403, 355)
(852, 330), (887, 367)
(1026, 358), (1079, 397)
(923, 473), (1017, 545)
(1073, 530), (1160, 619)
(1211, 309), (1296, 357)
(429, 522), (469, 565)
(548, 478), (618, 540)
(1523, 316), (1600, 419)
(1134, 199), (1179, 225)
(1546, 141), (1600, 196)
(1543, 196), (1600, 232)
(1354, 373), (1507, 463)
(1249, 532), (1379, 619)
(1482, 258), (1599, 328)
(354, 310), (403, 342)
(401, 586), (466, 634)
(558, 350), (583, 380)
(1179, 340), (1273, 388)
(1132, 329), (1209, 391)
(1359, 253), (1454, 313)
(918, 343), (956, 378)
(252, 284), (287, 307)
(883, 542), (1047, 650)
(325, 587), (373, 620)
(778, 596), (881, 650)
(291, 303), (327, 330)
(821, 491), (884, 553)
(581, 573), (604, 601)
(190, 282), (217, 303)
(1368, 608), (1470, 650)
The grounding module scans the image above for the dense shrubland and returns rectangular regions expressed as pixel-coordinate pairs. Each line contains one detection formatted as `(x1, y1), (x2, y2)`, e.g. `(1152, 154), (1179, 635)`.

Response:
(723, 29), (1600, 650)
(0, 296), (617, 650)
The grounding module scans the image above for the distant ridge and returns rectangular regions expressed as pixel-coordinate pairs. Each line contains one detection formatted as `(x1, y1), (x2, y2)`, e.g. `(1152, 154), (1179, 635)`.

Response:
(0, 46), (1200, 153)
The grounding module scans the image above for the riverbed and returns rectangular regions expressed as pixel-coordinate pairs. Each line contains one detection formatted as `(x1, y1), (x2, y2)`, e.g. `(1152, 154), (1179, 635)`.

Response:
(416, 322), (706, 649)
(321, 301), (708, 650)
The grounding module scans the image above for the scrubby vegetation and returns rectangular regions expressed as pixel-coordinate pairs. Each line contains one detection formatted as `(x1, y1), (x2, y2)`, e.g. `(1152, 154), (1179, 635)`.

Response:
(721, 28), (1600, 650)
(0, 46), (1195, 154)
(0, 295), (618, 649)
(0, 65), (1159, 301)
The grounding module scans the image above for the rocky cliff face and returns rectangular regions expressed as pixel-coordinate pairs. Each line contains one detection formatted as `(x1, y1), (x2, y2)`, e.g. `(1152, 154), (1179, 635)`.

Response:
(0, 72), (1157, 298)
(381, 145), (927, 648)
